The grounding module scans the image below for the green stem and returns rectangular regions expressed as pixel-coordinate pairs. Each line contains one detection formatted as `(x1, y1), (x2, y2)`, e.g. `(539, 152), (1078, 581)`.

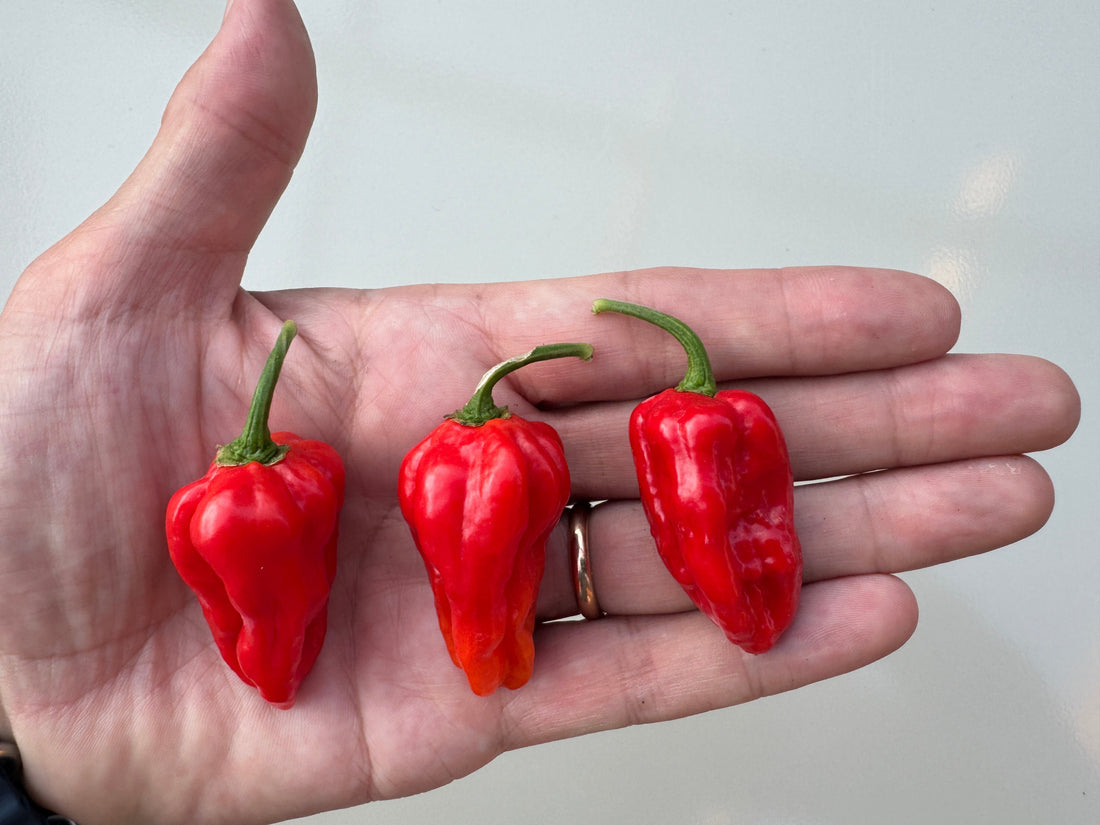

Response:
(449, 343), (595, 427)
(216, 320), (297, 466)
(591, 298), (717, 396)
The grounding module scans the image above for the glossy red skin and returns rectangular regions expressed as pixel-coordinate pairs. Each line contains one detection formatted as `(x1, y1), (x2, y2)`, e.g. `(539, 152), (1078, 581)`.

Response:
(398, 416), (570, 696)
(631, 389), (802, 654)
(166, 432), (344, 708)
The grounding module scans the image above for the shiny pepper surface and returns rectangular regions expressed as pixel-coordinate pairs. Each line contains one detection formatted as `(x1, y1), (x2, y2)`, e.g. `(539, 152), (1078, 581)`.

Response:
(594, 300), (802, 653)
(399, 344), (592, 696)
(166, 322), (344, 708)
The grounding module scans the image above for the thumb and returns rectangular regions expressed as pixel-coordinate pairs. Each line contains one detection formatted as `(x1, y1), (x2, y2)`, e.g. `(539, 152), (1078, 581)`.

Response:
(56, 0), (318, 308)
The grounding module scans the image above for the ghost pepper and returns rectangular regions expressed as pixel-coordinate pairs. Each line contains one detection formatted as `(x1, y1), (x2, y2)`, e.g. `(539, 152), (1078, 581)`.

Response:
(593, 299), (802, 653)
(398, 343), (593, 696)
(166, 321), (345, 708)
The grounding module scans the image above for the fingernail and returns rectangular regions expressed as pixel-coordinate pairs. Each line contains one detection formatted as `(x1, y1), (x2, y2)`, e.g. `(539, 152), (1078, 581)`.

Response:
(223, 0), (235, 21)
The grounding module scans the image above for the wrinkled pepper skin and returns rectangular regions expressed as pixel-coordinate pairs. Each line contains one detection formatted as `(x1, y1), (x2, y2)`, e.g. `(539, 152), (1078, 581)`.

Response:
(399, 417), (569, 695)
(398, 343), (591, 696)
(630, 388), (801, 653)
(166, 432), (344, 707)
(594, 299), (802, 654)
(165, 322), (345, 708)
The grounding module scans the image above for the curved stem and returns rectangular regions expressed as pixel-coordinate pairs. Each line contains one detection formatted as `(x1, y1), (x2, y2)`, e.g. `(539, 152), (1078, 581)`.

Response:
(591, 298), (717, 396)
(449, 343), (595, 427)
(216, 320), (297, 466)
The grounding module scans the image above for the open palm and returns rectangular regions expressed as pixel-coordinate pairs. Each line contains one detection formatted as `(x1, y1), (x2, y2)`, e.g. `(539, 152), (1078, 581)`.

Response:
(0, 2), (1079, 824)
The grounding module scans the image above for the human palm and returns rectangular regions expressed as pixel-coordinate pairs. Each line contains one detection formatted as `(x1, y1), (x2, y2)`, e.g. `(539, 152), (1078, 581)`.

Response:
(0, 2), (1079, 824)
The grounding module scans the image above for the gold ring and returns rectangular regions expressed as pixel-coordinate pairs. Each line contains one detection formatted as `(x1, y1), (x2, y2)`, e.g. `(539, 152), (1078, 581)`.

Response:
(569, 501), (602, 620)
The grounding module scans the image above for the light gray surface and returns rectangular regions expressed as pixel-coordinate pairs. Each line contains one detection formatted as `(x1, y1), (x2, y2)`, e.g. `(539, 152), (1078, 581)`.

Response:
(2, 1), (1097, 823)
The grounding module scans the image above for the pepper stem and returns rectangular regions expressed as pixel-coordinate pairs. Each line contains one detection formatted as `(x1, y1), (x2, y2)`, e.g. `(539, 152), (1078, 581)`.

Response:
(216, 320), (297, 466)
(449, 343), (595, 427)
(591, 298), (717, 397)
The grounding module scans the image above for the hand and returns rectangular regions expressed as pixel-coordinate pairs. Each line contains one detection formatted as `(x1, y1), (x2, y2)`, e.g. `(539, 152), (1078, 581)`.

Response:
(0, 1), (1079, 823)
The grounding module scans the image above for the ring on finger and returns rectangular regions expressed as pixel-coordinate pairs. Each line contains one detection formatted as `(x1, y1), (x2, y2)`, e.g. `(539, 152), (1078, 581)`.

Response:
(568, 501), (603, 620)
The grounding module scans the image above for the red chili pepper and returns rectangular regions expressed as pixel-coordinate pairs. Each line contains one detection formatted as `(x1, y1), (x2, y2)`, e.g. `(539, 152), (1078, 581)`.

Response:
(398, 343), (593, 696)
(166, 321), (345, 708)
(593, 300), (802, 653)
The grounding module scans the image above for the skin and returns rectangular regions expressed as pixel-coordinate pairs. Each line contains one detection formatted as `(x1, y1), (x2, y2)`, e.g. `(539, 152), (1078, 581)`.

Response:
(0, 1), (1080, 823)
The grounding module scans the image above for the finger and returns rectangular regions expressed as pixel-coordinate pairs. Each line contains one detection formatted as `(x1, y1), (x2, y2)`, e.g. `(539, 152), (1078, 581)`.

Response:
(511, 574), (916, 747)
(29, 0), (317, 307)
(764, 353), (1081, 480)
(474, 267), (961, 405)
(797, 454), (1055, 580)
(551, 353), (1080, 498)
(537, 454), (1054, 619)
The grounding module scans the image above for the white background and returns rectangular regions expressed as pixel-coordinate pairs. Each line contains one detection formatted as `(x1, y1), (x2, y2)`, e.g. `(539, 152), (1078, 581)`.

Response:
(2, 1), (1097, 823)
